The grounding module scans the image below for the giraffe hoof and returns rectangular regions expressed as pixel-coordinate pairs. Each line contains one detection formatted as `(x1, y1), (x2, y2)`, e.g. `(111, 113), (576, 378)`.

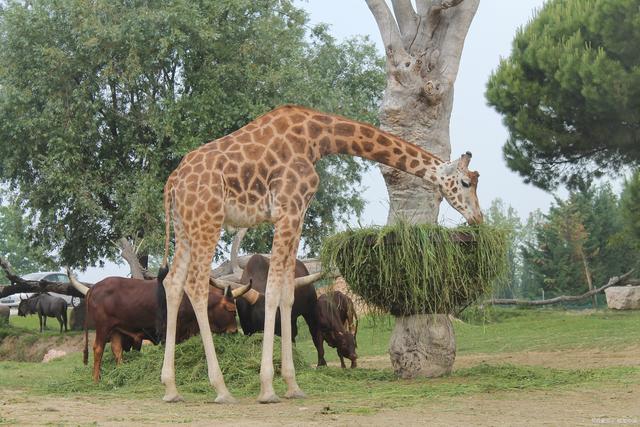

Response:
(284, 388), (306, 399)
(214, 393), (237, 404)
(257, 392), (281, 404)
(163, 393), (184, 403)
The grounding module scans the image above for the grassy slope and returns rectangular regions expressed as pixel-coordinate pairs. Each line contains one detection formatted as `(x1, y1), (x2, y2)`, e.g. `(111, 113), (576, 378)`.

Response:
(1, 309), (639, 413)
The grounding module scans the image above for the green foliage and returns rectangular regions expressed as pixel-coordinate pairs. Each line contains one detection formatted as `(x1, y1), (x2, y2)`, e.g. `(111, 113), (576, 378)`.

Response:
(484, 199), (523, 299)
(519, 184), (638, 299)
(0, 0), (385, 266)
(486, 0), (640, 189)
(320, 222), (510, 315)
(0, 197), (55, 274)
(620, 169), (640, 247)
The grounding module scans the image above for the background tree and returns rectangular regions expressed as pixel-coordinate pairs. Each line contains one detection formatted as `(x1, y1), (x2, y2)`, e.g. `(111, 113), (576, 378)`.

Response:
(365, 0), (480, 378)
(0, 195), (55, 275)
(620, 169), (640, 249)
(486, 0), (640, 189)
(520, 185), (637, 302)
(0, 0), (385, 267)
(484, 199), (523, 299)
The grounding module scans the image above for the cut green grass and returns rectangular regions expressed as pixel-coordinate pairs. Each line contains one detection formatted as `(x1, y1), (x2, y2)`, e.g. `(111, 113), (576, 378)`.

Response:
(321, 222), (509, 315)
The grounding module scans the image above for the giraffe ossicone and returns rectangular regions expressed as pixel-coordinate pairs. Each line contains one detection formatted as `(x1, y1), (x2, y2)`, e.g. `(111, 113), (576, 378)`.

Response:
(158, 104), (483, 403)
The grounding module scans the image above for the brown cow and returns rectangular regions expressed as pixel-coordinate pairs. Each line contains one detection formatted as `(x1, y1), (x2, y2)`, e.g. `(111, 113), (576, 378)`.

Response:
(315, 290), (358, 368)
(69, 271), (248, 381)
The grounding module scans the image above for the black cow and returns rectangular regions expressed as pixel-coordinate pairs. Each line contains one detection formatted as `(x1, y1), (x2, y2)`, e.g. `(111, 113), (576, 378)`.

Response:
(316, 291), (358, 368)
(236, 254), (321, 352)
(18, 293), (68, 333)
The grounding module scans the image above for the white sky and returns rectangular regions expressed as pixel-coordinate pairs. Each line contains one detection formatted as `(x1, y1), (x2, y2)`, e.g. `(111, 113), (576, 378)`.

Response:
(81, 0), (576, 282)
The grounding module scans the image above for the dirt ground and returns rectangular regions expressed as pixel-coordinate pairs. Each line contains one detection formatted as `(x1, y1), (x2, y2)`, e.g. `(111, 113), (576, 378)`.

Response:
(1, 344), (639, 426)
(1, 381), (638, 426)
(357, 345), (640, 371)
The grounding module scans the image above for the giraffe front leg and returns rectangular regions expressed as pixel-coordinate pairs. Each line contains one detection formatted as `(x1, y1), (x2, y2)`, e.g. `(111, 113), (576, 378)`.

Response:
(258, 282), (281, 403)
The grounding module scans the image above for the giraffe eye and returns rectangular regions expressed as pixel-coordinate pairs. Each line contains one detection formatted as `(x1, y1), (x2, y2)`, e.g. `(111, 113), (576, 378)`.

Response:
(461, 180), (470, 188)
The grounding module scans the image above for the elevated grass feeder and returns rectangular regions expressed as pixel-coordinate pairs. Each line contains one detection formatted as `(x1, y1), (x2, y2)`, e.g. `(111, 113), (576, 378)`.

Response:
(321, 222), (509, 379)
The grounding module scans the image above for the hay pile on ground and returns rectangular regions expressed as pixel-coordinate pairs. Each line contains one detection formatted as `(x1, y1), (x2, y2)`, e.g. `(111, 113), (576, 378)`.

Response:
(57, 333), (306, 395)
(321, 222), (509, 316)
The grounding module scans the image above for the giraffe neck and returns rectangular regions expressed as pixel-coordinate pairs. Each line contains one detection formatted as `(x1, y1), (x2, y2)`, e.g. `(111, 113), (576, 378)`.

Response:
(308, 110), (444, 180)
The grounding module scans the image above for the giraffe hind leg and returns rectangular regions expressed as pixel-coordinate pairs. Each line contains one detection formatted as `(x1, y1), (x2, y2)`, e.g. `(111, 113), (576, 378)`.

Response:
(160, 240), (189, 402)
(258, 217), (305, 402)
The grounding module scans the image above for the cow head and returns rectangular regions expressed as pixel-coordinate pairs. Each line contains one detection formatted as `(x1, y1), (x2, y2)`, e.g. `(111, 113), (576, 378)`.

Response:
(209, 281), (253, 334)
(17, 294), (37, 317)
(333, 331), (358, 368)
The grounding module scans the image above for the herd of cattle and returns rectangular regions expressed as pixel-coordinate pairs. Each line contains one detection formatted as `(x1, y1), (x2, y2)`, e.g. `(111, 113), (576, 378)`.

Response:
(10, 254), (359, 381)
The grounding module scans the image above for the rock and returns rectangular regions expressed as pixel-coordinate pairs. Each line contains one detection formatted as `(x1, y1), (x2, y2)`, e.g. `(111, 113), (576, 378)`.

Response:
(388, 314), (456, 379)
(42, 349), (67, 363)
(605, 286), (640, 310)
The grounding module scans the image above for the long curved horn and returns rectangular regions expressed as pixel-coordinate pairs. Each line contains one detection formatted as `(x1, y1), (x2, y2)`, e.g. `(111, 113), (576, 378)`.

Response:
(294, 271), (334, 288)
(231, 280), (252, 298)
(209, 276), (242, 290)
(66, 267), (89, 296)
(240, 288), (261, 305)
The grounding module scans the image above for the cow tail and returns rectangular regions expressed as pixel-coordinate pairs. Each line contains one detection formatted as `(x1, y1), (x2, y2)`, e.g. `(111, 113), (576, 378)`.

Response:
(83, 290), (90, 365)
(161, 172), (175, 269)
(156, 266), (170, 344)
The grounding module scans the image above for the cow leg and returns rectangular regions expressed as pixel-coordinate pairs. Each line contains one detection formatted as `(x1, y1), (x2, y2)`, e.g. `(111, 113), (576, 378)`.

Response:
(111, 332), (124, 365)
(315, 328), (327, 367)
(339, 354), (346, 369)
(57, 313), (64, 333)
(184, 230), (235, 404)
(160, 240), (189, 403)
(38, 313), (44, 333)
(63, 308), (68, 332)
(259, 217), (305, 402)
(92, 329), (107, 382)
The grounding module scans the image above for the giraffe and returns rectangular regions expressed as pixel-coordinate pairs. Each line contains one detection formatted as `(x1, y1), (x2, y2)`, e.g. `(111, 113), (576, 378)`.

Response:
(159, 104), (483, 404)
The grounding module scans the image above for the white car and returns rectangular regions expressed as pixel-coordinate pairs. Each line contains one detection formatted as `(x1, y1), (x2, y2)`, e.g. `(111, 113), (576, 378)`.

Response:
(0, 272), (77, 307)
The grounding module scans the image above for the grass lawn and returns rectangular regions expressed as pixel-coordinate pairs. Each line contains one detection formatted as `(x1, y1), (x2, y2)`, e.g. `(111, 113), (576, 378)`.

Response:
(1, 308), (639, 413)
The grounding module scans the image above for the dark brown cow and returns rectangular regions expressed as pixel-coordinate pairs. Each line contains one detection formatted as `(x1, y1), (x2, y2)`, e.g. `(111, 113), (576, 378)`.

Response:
(69, 272), (244, 381)
(316, 291), (358, 368)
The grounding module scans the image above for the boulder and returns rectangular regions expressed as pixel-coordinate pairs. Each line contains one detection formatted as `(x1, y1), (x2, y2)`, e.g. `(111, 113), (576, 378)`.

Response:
(605, 286), (640, 310)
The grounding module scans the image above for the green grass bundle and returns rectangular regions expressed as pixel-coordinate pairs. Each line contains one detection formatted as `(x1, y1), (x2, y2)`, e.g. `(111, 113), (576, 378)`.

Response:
(321, 222), (509, 316)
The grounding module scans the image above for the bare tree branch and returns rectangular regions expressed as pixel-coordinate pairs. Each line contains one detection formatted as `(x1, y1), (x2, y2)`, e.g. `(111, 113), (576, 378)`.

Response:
(391, 0), (419, 48)
(0, 256), (86, 299)
(486, 271), (636, 306)
(118, 237), (146, 279)
(365, 0), (407, 61)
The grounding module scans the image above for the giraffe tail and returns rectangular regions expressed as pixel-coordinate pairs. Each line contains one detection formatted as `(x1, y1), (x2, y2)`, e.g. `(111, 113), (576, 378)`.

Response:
(161, 172), (175, 269)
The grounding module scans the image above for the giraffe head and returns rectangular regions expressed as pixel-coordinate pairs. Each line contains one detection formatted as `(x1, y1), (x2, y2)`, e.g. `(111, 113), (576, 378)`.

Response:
(435, 152), (483, 225)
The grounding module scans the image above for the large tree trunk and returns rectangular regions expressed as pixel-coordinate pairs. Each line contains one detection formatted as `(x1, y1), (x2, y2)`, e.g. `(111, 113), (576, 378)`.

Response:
(366, 0), (479, 378)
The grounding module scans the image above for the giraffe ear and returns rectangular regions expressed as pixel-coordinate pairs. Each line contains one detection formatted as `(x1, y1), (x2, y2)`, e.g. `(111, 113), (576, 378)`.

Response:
(442, 158), (460, 175)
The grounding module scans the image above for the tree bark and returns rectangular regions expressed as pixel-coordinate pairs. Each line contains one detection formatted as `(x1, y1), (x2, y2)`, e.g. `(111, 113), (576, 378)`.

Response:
(389, 314), (456, 378)
(367, 0), (479, 377)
